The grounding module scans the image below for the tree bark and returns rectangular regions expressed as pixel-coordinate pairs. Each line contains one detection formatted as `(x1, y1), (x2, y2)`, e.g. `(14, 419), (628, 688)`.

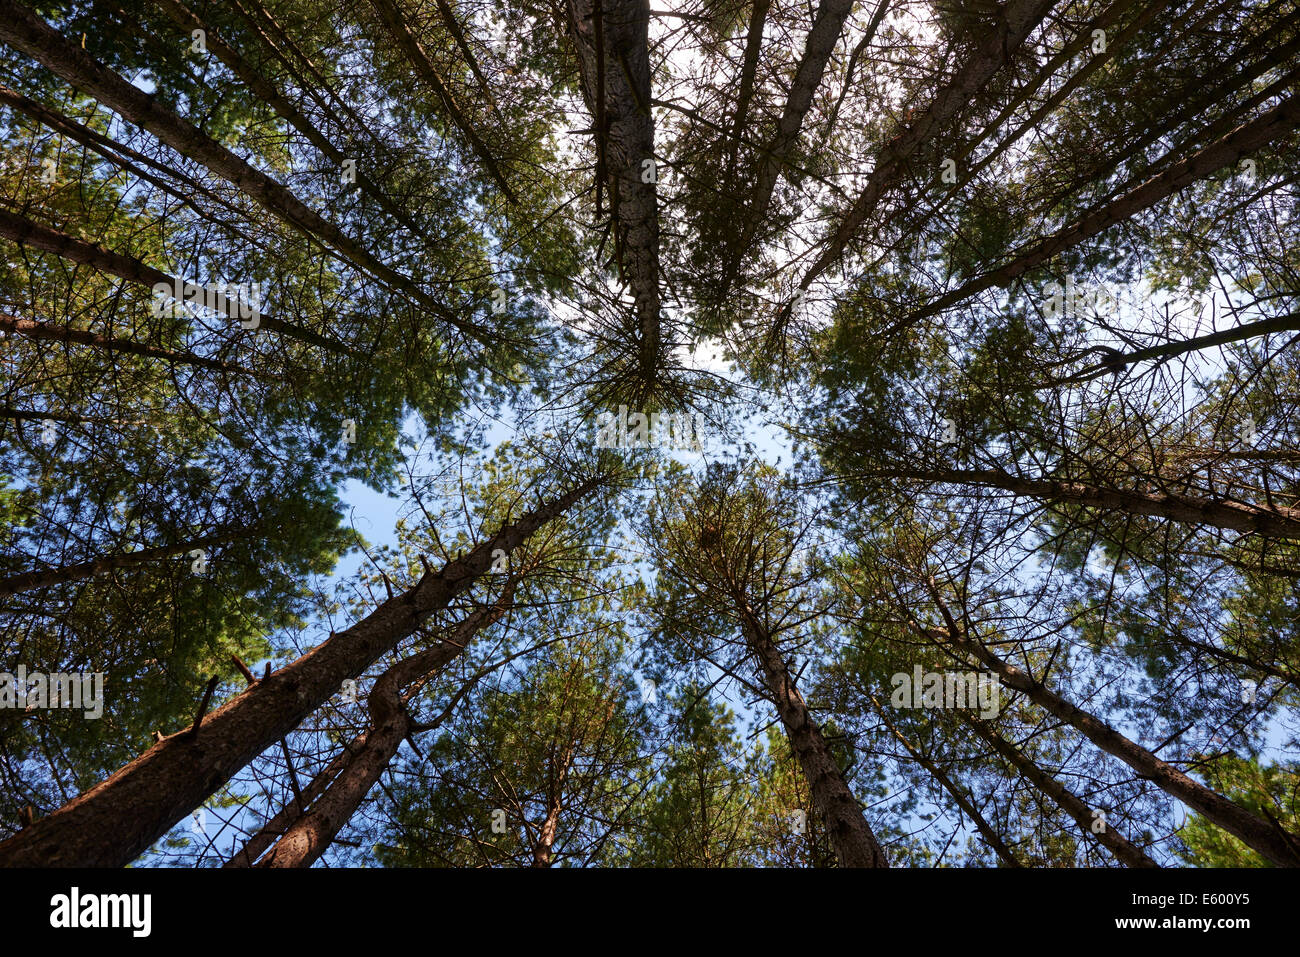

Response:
(254, 584), (517, 867)
(896, 89), (1300, 333)
(961, 713), (1160, 867)
(566, 0), (661, 382)
(227, 0), (380, 141)
(1084, 37), (1300, 212)
(0, 83), (230, 216)
(796, 0), (1057, 293)
(873, 702), (1021, 866)
(1060, 307), (1300, 383)
(938, 622), (1300, 867)
(821, 0), (892, 149)
(722, 0), (854, 295)
(952, 0), (1172, 194)
(725, 0), (771, 175)
(0, 314), (270, 378)
(740, 607), (888, 866)
(431, 0), (497, 107)
(0, 474), (603, 866)
(531, 709), (580, 868)
(1, 407), (147, 429)
(224, 733), (363, 867)
(531, 798), (563, 867)
(367, 0), (517, 201)
(0, 531), (235, 598)
(0, 207), (352, 356)
(874, 465), (1300, 540)
(0, 0), (490, 348)
(151, 0), (441, 241)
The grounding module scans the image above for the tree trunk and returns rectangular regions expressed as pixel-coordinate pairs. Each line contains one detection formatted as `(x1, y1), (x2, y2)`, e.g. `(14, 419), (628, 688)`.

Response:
(725, 0), (771, 175)
(226, 0), (375, 137)
(0, 531), (235, 598)
(896, 89), (1300, 333)
(224, 732), (363, 867)
(740, 608), (888, 866)
(431, 0), (497, 107)
(875, 465), (1300, 540)
(367, 0), (516, 201)
(951, 0), (1173, 195)
(254, 585), (517, 867)
(723, 0), (854, 295)
(151, 0), (439, 242)
(0, 207), (352, 356)
(1062, 306), (1300, 383)
(940, 624), (1300, 867)
(0, 475), (603, 867)
(797, 0), (1057, 292)
(531, 799), (563, 867)
(821, 0), (892, 148)
(0, 314), (270, 378)
(873, 702), (1021, 866)
(566, 0), (660, 382)
(1, 407), (147, 429)
(1085, 38), (1300, 212)
(0, 83), (229, 214)
(256, 718), (410, 868)
(0, 0), (490, 348)
(961, 713), (1160, 867)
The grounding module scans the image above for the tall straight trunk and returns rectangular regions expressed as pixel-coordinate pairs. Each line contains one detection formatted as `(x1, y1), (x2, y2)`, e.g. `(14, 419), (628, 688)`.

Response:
(725, 0), (771, 175)
(942, 0), (1140, 173)
(868, 465), (1300, 540)
(0, 83), (229, 213)
(0, 475), (603, 867)
(961, 713), (1159, 867)
(0, 0), (490, 348)
(255, 583), (517, 867)
(873, 701), (1021, 866)
(894, 89), (1300, 334)
(748, 0), (854, 212)
(226, 0), (393, 163)
(740, 607), (888, 866)
(224, 732), (364, 867)
(531, 723), (580, 868)
(151, 0), (440, 241)
(937, 623), (1300, 867)
(0, 314), (270, 378)
(721, 0), (854, 297)
(257, 718), (410, 867)
(1085, 38), (1300, 211)
(796, 0), (1057, 293)
(0, 531), (235, 598)
(951, 0), (1174, 194)
(1004, 51), (1300, 236)
(431, 0), (497, 107)
(566, 0), (660, 382)
(0, 208), (352, 356)
(367, 0), (516, 201)
(820, 0), (892, 146)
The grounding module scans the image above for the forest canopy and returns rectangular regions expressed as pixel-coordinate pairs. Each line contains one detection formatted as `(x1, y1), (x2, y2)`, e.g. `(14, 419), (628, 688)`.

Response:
(0, 0), (1298, 869)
